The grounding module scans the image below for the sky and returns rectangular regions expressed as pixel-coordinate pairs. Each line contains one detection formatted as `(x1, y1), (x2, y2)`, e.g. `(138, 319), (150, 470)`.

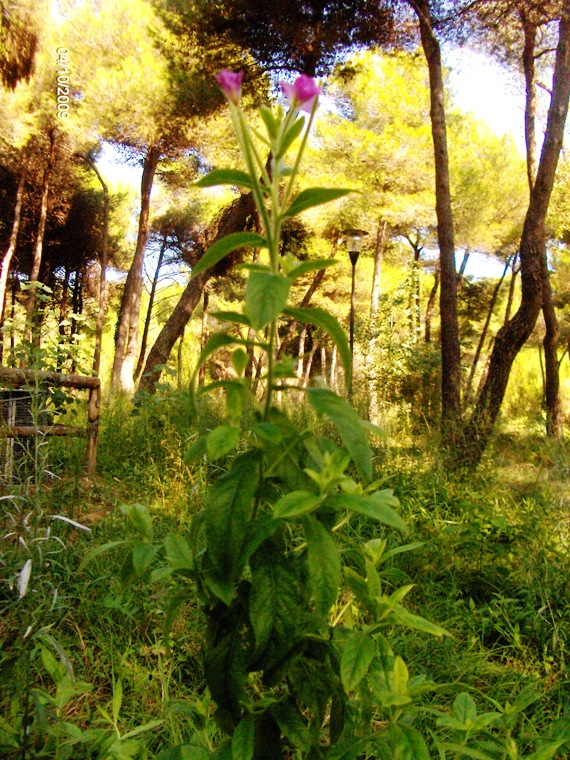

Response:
(446, 48), (528, 153)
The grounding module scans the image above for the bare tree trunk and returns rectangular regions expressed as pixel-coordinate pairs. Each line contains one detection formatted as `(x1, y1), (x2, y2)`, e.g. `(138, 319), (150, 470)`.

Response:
(366, 220), (386, 369)
(138, 190), (258, 394)
(199, 286), (209, 386)
(521, 12), (562, 438)
(0, 144), (28, 329)
(504, 253), (519, 324)
(330, 344), (337, 392)
(111, 144), (160, 393)
(461, 0), (570, 464)
(297, 326), (307, 380)
(24, 132), (56, 346)
(407, 0), (462, 442)
(137, 270), (210, 394)
(425, 262), (440, 343)
(134, 235), (167, 383)
(177, 327), (185, 390)
(303, 337), (316, 387)
(83, 158), (109, 475)
(522, 14), (538, 190)
(464, 256), (512, 406)
(542, 261), (562, 436)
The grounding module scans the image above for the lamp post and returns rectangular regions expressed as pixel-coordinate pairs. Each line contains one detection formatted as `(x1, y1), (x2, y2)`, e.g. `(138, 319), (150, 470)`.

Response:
(344, 229), (368, 397)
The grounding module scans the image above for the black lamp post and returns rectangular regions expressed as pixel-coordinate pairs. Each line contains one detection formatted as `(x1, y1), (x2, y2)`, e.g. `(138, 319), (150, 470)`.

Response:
(344, 229), (368, 396)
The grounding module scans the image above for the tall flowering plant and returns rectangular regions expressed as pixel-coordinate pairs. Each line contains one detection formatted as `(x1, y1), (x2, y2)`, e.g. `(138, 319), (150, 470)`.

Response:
(109, 72), (446, 758)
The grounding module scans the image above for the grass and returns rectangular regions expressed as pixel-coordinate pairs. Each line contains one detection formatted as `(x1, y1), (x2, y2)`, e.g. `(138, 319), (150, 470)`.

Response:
(1, 391), (569, 757)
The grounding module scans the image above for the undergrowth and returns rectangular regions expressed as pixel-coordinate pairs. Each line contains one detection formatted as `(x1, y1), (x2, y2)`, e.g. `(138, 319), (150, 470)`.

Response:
(0, 393), (569, 757)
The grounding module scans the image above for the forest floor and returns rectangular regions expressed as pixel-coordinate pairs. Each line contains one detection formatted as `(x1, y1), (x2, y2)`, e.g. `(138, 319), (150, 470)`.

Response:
(0, 393), (569, 758)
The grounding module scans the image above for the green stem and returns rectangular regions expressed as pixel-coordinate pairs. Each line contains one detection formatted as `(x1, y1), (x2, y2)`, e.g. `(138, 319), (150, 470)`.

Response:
(282, 99), (319, 208)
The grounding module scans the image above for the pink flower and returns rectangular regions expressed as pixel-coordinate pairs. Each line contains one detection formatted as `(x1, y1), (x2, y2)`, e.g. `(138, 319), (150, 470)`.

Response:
(216, 70), (243, 104)
(280, 74), (320, 112)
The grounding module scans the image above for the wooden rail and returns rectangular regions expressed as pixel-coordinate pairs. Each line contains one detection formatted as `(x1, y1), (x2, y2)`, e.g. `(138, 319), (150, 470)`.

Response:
(0, 366), (100, 475)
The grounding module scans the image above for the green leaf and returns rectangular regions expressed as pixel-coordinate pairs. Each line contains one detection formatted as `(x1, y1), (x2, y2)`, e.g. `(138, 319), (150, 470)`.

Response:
(453, 692), (477, 724)
(245, 272), (291, 331)
(436, 744), (494, 760)
(273, 699), (311, 749)
(276, 116), (304, 158)
(204, 452), (259, 604)
(207, 425), (241, 461)
(392, 606), (450, 637)
(79, 540), (129, 571)
(121, 719), (164, 740)
(283, 188), (352, 218)
(191, 233), (266, 279)
(340, 631), (376, 692)
(392, 656), (409, 695)
(285, 259), (338, 280)
(194, 169), (254, 190)
(164, 534), (194, 572)
(132, 542), (158, 576)
(274, 490), (321, 519)
(249, 547), (309, 669)
(387, 724), (430, 760)
(211, 311), (252, 327)
(523, 740), (570, 760)
(231, 715), (255, 760)
(259, 105), (279, 140)
(112, 678), (123, 724)
(306, 388), (372, 482)
(303, 515), (341, 617)
(284, 307), (351, 387)
(325, 492), (406, 533)
(231, 349), (249, 376)
(121, 504), (153, 541)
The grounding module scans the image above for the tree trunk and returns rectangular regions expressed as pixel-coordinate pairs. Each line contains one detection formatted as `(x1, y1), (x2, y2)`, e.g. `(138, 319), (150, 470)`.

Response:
(366, 220), (386, 369)
(425, 262), (439, 343)
(24, 131), (57, 346)
(138, 188), (258, 395)
(461, 0), (570, 464)
(504, 253), (519, 324)
(0, 144), (28, 328)
(177, 327), (185, 390)
(137, 270), (210, 394)
(542, 260), (562, 436)
(134, 235), (167, 383)
(522, 12), (563, 438)
(464, 256), (511, 406)
(407, 0), (462, 441)
(522, 14), (538, 190)
(199, 286), (209, 386)
(111, 144), (160, 393)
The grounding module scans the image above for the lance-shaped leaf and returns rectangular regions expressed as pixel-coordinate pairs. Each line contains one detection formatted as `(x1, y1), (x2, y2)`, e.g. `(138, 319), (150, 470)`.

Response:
(286, 258), (338, 280)
(324, 492), (407, 533)
(283, 188), (352, 218)
(306, 388), (372, 482)
(191, 232), (266, 279)
(340, 630), (376, 692)
(204, 452), (259, 604)
(274, 490), (321, 519)
(245, 272), (291, 331)
(194, 168), (254, 190)
(276, 116), (305, 159)
(210, 310), (252, 327)
(284, 307), (351, 387)
(303, 515), (341, 617)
